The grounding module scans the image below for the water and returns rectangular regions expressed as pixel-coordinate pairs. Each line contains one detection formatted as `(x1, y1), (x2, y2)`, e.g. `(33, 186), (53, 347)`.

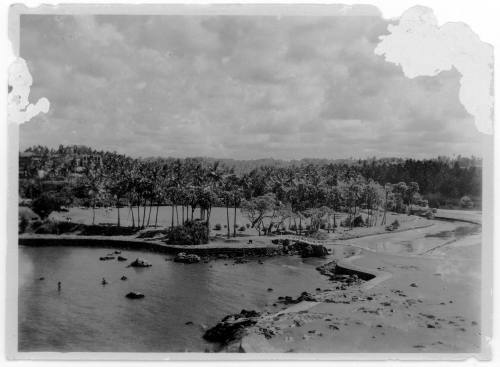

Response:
(351, 221), (480, 255)
(19, 246), (333, 352)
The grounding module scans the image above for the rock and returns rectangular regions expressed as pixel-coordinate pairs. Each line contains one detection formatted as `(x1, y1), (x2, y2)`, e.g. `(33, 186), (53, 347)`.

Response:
(267, 288), (273, 292)
(203, 309), (260, 344)
(38, 277), (45, 280)
(120, 276), (128, 281)
(410, 283), (418, 288)
(100, 255), (115, 261)
(117, 256), (128, 261)
(294, 242), (329, 258)
(185, 321), (194, 325)
(174, 252), (201, 264)
(126, 292), (145, 299)
(114, 250), (121, 254)
(128, 258), (152, 267)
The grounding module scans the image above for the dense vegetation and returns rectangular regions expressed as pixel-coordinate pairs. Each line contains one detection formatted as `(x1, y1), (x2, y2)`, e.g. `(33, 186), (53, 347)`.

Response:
(19, 145), (481, 239)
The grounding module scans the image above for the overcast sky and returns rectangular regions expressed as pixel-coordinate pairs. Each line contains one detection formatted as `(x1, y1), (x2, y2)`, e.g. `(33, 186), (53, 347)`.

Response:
(19, 14), (482, 159)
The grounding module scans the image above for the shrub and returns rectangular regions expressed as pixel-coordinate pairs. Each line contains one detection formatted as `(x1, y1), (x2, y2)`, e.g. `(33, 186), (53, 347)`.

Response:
(166, 220), (209, 245)
(342, 215), (365, 228)
(19, 216), (29, 234)
(459, 196), (474, 209)
(352, 215), (365, 227)
(391, 219), (400, 230)
(213, 223), (222, 231)
(246, 223), (250, 228)
(238, 226), (246, 232)
(31, 192), (64, 219)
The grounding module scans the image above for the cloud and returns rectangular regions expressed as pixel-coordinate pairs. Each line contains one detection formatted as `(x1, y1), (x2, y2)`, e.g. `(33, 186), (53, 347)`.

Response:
(374, 6), (494, 134)
(18, 13), (482, 159)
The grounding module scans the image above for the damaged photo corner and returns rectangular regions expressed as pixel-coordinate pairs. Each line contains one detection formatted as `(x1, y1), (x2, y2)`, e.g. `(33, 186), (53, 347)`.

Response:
(5, 2), (494, 362)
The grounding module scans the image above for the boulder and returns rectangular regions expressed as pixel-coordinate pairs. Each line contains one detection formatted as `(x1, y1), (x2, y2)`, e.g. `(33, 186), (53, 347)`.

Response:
(117, 256), (128, 261)
(174, 252), (201, 264)
(126, 292), (145, 299)
(295, 243), (329, 258)
(128, 258), (152, 267)
(100, 255), (115, 261)
(203, 309), (261, 344)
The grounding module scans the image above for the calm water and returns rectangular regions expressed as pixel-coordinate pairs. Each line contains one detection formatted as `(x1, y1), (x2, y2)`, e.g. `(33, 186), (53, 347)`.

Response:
(19, 246), (333, 352)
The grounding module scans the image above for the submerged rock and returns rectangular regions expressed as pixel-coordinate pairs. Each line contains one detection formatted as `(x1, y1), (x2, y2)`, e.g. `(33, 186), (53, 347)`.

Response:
(128, 258), (152, 267)
(174, 252), (201, 264)
(126, 292), (145, 299)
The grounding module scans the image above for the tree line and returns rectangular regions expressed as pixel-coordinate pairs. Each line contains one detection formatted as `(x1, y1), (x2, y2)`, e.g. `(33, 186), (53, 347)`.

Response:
(19, 146), (481, 238)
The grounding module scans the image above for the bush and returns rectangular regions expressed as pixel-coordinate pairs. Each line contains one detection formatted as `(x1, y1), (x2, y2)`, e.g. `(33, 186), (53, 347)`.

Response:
(238, 226), (246, 232)
(19, 216), (29, 234)
(341, 215), (365, 228)
(166, 220), (209, 245)
(352, 215), (365, 227)
(31, 192), (64, 219)
(459, 196), (474, 209)
(213, 223), (222, 231)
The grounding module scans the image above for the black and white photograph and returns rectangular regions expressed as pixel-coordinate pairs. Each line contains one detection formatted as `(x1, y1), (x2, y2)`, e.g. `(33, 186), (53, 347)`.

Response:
(6, 3), (495, 360)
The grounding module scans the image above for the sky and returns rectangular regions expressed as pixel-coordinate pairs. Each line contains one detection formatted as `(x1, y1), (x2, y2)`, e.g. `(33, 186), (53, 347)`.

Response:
(19, 14), (483, 159)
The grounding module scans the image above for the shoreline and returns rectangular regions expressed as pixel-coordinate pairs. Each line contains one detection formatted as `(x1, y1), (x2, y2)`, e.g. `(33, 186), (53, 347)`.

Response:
(236, 213), (482, 353)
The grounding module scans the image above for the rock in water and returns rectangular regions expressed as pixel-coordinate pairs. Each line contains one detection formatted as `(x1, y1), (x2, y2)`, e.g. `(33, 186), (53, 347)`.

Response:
(117, 256), (128, 262)
(100, 255), (115, 261)
(174, 252), (201, 264)
(126, 292), (145, 299)
(128, 258), (152, 267)
(121, 276), (128, 281)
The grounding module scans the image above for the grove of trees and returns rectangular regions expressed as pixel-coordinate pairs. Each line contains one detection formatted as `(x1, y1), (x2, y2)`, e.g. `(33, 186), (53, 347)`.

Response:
(19, 146), (481, 239)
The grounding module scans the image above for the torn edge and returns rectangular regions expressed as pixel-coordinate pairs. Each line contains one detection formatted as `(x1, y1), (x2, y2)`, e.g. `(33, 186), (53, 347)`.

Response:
(375, 5), (494, 135)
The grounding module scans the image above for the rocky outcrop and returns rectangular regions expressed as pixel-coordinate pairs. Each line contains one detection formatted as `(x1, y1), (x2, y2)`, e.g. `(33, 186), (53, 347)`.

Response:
(278, 291), (318, 305)
(203, 309), (261, 345)
(174, 252), (201, 264)
(128, 258), (152, 267)
(292, 242), (329, 258)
